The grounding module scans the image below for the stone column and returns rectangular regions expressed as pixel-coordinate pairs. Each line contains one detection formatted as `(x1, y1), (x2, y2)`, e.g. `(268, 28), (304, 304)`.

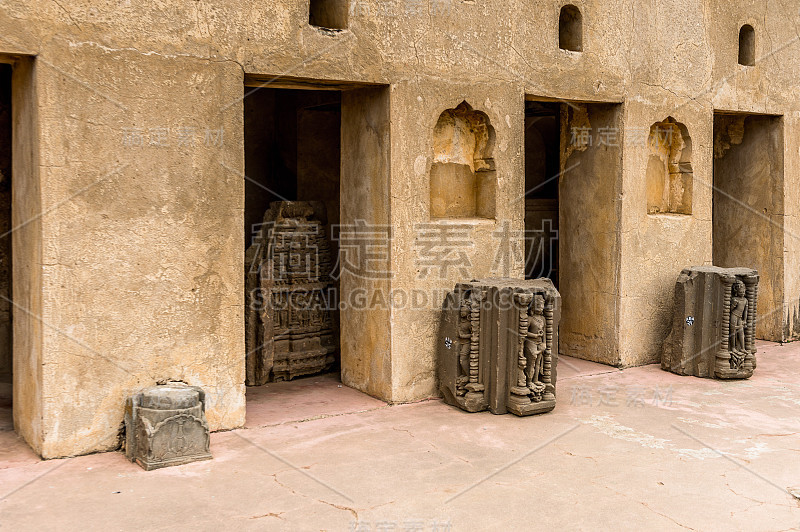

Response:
(743, 275), (759, 371)
(715, 275), (735, 377)
(543, 296), (555, 402)
(508, 292), (533, 409)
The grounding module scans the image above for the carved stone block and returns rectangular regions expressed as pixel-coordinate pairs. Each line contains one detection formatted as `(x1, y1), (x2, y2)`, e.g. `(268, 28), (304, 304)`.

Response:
(662, 266), (758, 379)
(438, 278), (560, 416)
(438, 281), (490, 412)
(245, 201), (337, 385)
(125, 384), (212, 470)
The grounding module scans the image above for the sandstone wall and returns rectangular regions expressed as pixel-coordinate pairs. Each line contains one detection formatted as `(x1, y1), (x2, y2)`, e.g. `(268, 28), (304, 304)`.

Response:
(0, 0), (797, 456)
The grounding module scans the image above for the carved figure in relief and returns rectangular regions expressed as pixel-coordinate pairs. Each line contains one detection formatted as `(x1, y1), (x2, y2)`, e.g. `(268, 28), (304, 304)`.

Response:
(524, 295), (546, 389)
(729, 280), (748, 369)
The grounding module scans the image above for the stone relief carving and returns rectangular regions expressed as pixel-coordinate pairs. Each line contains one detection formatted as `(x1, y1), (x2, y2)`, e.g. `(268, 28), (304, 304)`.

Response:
(439, 284), (488, 412)
(662, 266), (758, 379)
(729, 280), (748, 369)
(125, 384), (212, 471)
(438, 278), (560, 416)
(507, 285), (558, 416)
(245, 201), (337, 385)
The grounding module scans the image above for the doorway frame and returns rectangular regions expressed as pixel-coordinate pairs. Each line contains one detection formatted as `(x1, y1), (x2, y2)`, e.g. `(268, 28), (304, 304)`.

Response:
(242, 74), (393, 401)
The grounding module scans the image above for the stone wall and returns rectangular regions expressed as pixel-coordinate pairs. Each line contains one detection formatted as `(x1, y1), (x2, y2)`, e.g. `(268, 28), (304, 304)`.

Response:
(0, 0), (798, 456)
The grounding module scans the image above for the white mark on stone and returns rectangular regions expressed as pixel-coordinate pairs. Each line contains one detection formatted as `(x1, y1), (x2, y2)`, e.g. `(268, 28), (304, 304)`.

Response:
(741, 442), (773, 459)
(677, 417), (730, 429)
(505, 115), (511, 128)
(580, 415), (670, 450)
(676, 447), (720, 460)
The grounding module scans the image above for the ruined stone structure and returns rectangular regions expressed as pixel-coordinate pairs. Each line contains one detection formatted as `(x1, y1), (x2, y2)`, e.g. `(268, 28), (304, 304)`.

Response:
(662, 266), (759, 379)
(125, 384), (212, 470)
(245, 201), (337, 385)
(439, 278), (560, 416)
(2, 1), (800, 458)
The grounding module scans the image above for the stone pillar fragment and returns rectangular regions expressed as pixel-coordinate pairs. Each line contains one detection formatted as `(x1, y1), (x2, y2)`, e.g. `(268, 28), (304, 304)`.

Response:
(438, 278), (560, 416)
(245, 201), (337, 385)
(125, 384), (212, 471)
(437, 282), (489, 412)
(662, 266), (758, 379)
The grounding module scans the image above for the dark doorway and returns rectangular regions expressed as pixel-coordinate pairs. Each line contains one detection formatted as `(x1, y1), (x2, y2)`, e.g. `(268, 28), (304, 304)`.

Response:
(243, 87), (341, 385)
(0, 64), (12, 431)
(525, 98), (623, 365)
(713, 113), (784, 340)
(524, 101), (560, 286)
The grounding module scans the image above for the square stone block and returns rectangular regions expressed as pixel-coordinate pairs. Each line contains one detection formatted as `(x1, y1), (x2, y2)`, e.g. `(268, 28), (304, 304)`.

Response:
(662, 266), (758, 379)
(125, 384), (212, 470)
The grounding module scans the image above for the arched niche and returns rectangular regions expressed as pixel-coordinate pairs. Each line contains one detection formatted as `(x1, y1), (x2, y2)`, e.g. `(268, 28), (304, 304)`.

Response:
(309, 0), (349, 31)
(646, 117), (693, 215)
(738, 24), (755, 66)
(559, 4), (583, 52)
(430, 101), (496, 219)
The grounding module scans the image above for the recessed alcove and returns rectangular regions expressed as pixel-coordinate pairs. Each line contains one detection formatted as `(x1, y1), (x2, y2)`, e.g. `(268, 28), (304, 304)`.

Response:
(713, 113), (783, 340)
(430, 101), (496, 219)
(559, 4), (583, 52)
(646, 118), (693, 215)
(738, 24), (755, 66)
(309, 0), (349, 31)
(525, 98), (623, 365)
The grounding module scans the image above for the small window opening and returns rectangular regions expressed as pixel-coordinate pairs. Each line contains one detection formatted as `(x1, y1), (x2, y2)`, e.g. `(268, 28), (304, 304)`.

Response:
(559, 5), (583, 52)
(738, 25), (755, 66)
(309, 0), (349, 31)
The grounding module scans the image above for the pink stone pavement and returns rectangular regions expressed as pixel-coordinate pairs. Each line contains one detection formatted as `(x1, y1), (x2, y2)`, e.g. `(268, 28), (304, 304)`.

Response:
(1, 342), (799, 530)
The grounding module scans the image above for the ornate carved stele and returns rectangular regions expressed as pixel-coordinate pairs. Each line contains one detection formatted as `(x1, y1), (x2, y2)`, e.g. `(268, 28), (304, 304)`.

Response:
(125, 384), (212, 471)
(245, 201), (337, 385)
(438, 278), (561, 416)
(662, 266), (759, 379)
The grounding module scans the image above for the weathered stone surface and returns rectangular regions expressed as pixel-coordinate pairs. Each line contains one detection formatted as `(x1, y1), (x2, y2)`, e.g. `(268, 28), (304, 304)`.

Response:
(125, 384), (212, 471)
(245, 201), (336, 385)
(4, 0), (800, 458)
(438, 281), (489, 413)
(662, 266), (758, 379)
(438, 278), (560, 416)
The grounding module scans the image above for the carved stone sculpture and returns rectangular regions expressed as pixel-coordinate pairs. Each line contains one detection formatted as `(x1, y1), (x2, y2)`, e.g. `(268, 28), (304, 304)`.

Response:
(438, 283), (488, 412)
(245, 201), (337, 385)
(505, 285), (559, 416)
(438, 278), (560, 416)
(125, 384), (212, 470)
(662, 266), (758, 379)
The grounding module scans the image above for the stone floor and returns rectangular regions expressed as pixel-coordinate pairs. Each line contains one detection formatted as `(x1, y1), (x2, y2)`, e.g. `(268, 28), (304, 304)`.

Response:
(1, 342), (799, 530)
